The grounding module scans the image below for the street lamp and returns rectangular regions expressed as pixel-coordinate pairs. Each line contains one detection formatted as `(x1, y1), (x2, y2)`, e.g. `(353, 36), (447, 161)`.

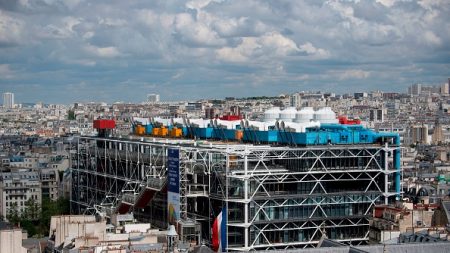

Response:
(167, 224), (178, 253)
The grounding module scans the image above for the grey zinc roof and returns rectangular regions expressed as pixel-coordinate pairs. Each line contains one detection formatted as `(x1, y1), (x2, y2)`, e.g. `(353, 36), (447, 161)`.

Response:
(443, 201), (450, 224)
(357, 242), (450, 253)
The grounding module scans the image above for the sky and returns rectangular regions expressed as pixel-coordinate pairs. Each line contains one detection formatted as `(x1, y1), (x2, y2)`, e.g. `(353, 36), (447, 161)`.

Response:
(0, 0), (449, 104)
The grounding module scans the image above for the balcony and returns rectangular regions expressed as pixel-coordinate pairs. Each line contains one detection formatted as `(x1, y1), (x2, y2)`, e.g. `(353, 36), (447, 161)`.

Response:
(146, 177), (166, 191)
(186, 184), (209, 197)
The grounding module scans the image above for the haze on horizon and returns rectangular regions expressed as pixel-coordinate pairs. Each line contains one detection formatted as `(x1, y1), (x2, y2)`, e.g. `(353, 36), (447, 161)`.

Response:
(0, 0), (449, 104)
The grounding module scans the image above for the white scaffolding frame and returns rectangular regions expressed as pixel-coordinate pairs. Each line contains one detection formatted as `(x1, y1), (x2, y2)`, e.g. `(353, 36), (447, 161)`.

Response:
(71, 136), (400, 251)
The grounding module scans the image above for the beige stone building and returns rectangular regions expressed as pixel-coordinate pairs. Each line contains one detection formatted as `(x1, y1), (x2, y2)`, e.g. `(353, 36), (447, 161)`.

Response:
(47, 215), (166, 252)
(0, 228), (27, 253)
(0, 169), (41, 220)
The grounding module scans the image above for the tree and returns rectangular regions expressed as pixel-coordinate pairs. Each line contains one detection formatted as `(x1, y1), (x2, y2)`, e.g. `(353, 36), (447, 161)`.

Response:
(56, 197), (70, 214)
(22, 198), (40, 221)
(20, 219), (38, 237)
(39, 197), (70, 236)
(3, 197), (71, 238)
(6, 203), (20, 225)
(68, 110), (75, 120)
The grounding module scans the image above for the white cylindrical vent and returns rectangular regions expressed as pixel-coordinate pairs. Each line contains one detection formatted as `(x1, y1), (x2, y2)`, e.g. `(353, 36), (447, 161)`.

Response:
(279, 107), (297, 122)
(294, 107), (314, 123)
(314, 107), (338, 123)
(264, 107), (281, 122)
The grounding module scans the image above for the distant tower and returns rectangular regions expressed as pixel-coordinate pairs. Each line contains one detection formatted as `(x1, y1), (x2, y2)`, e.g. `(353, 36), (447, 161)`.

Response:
(2, 92), (14, 108)
(205, 107), (215, 119)
(446, 78), (450, 94)
(433, 101), (444, 144)
(369, 108), (385, 123)
(409, 83), (421, 95)
(147, 93), (160, 103)
(230, 106), (240, 116)
(411, 124), (429, 144)
(289, 93), (301, 108)
(441, 81), (449, 95)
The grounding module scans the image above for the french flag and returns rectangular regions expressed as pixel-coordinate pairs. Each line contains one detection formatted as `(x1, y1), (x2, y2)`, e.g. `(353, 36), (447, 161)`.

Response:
(212, 206), (227, 252)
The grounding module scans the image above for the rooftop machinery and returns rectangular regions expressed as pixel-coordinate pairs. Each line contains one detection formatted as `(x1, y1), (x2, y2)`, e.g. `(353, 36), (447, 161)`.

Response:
(130, 107), (393, 146)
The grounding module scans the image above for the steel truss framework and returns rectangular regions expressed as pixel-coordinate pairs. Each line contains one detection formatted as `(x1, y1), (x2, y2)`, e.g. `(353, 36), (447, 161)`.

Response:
(71, 137), (400, 251)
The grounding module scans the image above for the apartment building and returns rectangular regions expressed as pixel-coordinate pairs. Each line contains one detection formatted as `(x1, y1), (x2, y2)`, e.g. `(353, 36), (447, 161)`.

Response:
(0, 169), (41, 220)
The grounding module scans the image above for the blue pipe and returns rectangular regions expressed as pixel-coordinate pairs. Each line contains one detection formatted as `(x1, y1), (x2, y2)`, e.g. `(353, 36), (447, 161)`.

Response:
(394, 134), (401, 200)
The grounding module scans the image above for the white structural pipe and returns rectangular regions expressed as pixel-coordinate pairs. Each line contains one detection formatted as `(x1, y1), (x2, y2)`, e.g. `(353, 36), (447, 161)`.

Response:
(133, 117), (150, 125)
(187, 119), (211, 128)
(241, 120), (277, 131)
(213, 119), (241, 129)
(279, 121), (321, 133)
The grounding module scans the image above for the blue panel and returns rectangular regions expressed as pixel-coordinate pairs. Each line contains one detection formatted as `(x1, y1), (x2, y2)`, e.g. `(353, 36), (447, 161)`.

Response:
(167, 148), (180, 225)
(182, 127), (188, 137)
(145, 125), (153, 135)
(394, 134), (401, 199)
(193, 127), (213, 138)
(168, 148), (180, 193)
(224, 129), (236, 140)
(267, 131), (278, 142)
(221, 206), (227, 252)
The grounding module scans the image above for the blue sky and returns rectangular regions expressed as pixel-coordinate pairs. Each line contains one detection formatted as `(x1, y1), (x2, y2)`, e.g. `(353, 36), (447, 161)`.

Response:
(0, 0), (449, 104)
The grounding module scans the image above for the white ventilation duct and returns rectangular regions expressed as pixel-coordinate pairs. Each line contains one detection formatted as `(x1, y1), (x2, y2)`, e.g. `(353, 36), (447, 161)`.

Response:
(213, 119), (241, 129)
(244, 120), (277, 131)
(188, 119), (210, 128)
(153, 117), (172, 126)
(171, 118), (185, 126)
(279, 121), (321, 133)
(133, 117), (150, 125)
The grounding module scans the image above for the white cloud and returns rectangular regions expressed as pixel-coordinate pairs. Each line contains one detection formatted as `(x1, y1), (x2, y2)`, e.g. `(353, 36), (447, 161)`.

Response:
(84, 44), (121, 58)
(216, 32), (329, 63)
(298, 42), (330, 58)
(41, 16), (82, 39)
(186, 0), (215, 11)
(171, 71), (185, 80)
(418, 0), (447, 10)
(422, 30), (442, 46)
(216, 46), (248, 62)
(98, 17), (127, 27)
(82, 31), (94, 40)
(259, 32), (299, 56)
(64, 0), (84, 9)
(212, 17), (266, 37)
(376, 0), (397, 7)
(174, 13), (226, 47)
(0, 11), (24, 46)
(0, 0), (449, 102)
(328, 69), (371, 80)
